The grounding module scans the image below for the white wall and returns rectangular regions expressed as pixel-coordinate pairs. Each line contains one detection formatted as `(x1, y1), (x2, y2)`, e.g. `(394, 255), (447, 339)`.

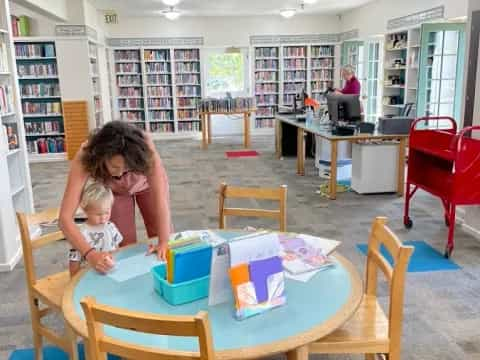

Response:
(340, 0), (468, 38)
(12, 0), (68, 21)
(102, 14), (341, 46)
(10, 1), (57, 36)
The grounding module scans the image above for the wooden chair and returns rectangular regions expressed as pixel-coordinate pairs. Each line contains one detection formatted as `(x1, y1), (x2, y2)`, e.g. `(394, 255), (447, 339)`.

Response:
(218, 182), (287, 232)
(81, 296), (214, 360)
(17, 209), (78, 360)
(309, 217), (414, 360)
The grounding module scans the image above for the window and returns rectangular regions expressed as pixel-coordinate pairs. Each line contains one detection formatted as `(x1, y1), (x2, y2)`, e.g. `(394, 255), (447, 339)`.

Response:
(365, 42), (381, 123)
(205, 49), (248, 96)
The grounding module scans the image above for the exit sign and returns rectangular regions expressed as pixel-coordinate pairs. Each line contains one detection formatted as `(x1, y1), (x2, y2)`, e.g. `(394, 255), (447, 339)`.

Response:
(104, 11), (118, 24)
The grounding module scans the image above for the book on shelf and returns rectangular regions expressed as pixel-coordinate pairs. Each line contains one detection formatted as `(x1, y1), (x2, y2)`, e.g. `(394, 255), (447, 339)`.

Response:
(20, 83), (60, 98)
(144, 49), (170, 62)
(174, 49), (199, 61)
(198, 97), (254, 113)
(22, 101), (62, 115)
(2, 124), (20, 150)
(25, 120), (61, 135)
(0, 85), (14, 114)
(15, 43), (55, 58)
(178, 121), (200, 132)
(120, 111), (144, 121)
(10, 15), (30, 37)
(114, 50), (140, 61)
(27, 137), (65, 154)
(311, 45), (334, 57)
(150, 122), (174, 133)
(255, 47), (278, 58)
(17, 63), (57, 77)
(283, 46), (306, 57)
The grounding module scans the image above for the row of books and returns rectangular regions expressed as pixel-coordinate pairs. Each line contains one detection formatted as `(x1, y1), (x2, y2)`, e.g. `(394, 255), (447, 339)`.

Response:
(25, 120), (61, 135)
(114, 50), (140, 61)
(284, 47), (306, 57)
(22, 102), (62, 115)
(176, 86), (201, 96)
(0, 43), (8, 73)
(175, 63), (200, 73)
(255, 59), (278, 69)
(146, 74), (170, 84)
(148, 98), (172, 108)
(255, 118), (275, 128)
(284, 83), (304, 93)
(116, 63), (141, 73)
(255, 48), (278, 58)
(150, 110), (173, 120)
(144, 50), (170, 61)
(283, 94), (299, 105)
(255, 83), (278, 93)
(311, 82), (332, 92)
(255, 72), (277, 81)
(177, 109), (199, 120)
(117, 75), (142, 86)
(120, 111), (143, 121)
(4, 124), (19, 150)
(311, 69), (334, 80)
(178, 122), (200, 132)
(17, 63), (57, 77)
(256, 94), (277, 105)
(11, 15), (30, 37)
(284, 59), (306, 69)
(176, 74), (200, 84)
(312, 58), (334, 68)
(0, 85), (14, 114)
(27, 137), (65, 154)
(284, 72), (306, 81)
(177, 97), (198, 107)
(311, 46), (334, 57)
(147, 86), (170, 97)
(174, 49), (200, 61)
(119, 98), (143, 108)
(151, 122), (174, 133)
(15, 43), (55, 58)
(198, 97), (254, 113)
(119, 87), (143, 97)
(256, 107), (274, 117)
(146, 62), (170, 73)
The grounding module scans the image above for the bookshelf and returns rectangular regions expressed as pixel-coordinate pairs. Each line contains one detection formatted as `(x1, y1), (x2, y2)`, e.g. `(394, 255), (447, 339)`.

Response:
(111, 46), (203, 137)
(89, 40), (103, 128)
(382, 28), (420, 116)
(282, 46), (307, 108)
(14, 39), (66, 162)
(0, 0), (34, 271)
(254, 46), (279, 130)
(310, 45), (335, 104)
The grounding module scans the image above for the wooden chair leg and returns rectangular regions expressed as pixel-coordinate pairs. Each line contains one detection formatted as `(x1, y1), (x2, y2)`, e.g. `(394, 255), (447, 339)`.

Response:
(30, 301), (43, 360)
(65, 323), (79, 360)
(365, 354), (376, 360)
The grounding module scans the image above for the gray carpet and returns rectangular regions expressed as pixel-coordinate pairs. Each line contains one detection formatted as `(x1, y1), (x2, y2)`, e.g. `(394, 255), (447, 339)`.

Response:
(1, 135), (480, 360)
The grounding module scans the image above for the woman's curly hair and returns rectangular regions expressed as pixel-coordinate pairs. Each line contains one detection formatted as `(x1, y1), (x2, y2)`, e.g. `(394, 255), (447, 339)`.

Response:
(81, 121), (153, 182)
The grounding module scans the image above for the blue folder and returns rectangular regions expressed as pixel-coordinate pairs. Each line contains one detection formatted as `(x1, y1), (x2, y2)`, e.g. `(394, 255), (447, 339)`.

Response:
(173, 243), (212, 284)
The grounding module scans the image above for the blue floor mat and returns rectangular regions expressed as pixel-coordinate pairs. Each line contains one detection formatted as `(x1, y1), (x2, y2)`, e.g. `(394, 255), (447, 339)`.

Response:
(9, 343), (120, 360)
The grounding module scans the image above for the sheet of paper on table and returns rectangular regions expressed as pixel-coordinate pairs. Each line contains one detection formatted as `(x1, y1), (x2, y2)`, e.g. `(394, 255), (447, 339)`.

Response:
(107, 253), (163, 282)
(170, 230), (227, 246)
(208, 243), (233, 306)
(229, 232), (281, 267)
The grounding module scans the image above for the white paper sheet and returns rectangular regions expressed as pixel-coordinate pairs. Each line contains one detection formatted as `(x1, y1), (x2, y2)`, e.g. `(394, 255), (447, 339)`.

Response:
(298, 234), (340, 255)
(107, 253), (162, 282)
(284, 269), (319, 282)
(208, 244), (233, 306)
(229, 232), (281, 267)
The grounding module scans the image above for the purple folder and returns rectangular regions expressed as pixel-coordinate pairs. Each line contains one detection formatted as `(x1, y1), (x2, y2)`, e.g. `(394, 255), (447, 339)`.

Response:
(249, 256), (283, 303)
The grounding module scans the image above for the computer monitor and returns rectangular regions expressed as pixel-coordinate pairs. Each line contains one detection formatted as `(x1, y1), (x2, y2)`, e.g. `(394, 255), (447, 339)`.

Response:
(326, 94), (361, 123)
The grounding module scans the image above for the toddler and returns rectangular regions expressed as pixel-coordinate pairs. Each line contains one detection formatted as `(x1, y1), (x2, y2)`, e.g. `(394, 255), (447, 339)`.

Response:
(69, 181), (123, 276)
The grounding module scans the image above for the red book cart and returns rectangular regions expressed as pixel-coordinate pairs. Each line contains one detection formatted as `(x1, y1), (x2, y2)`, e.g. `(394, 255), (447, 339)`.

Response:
(404, 116), (480, 258)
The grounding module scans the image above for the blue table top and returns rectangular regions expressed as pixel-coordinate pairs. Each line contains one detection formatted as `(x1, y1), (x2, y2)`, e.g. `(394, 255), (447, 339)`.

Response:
(65, 230), (362, 358)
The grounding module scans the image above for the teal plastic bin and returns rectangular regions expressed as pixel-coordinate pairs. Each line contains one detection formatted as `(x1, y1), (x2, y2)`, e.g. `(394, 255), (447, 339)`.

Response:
(151, 264), (210, 305)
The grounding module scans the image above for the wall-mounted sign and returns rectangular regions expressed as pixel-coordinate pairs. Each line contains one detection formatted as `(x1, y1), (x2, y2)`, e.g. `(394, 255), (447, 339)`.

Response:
(104, 10), (118, 24)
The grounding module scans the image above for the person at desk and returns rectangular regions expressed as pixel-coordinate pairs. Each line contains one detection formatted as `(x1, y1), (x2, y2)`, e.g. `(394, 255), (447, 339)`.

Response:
(335, 65), (361, 96)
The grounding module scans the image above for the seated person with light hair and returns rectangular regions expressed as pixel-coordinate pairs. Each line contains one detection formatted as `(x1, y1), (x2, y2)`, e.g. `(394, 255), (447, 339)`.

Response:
(335, 65), (361, 95)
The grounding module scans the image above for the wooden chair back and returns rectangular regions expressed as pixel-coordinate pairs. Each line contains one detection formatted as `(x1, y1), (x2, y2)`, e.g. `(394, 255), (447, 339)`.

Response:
(81, 297), (214, 360)
(16, 208), (65, 286)
(366, 217), (414, 355)
(218, 182), (287, 232)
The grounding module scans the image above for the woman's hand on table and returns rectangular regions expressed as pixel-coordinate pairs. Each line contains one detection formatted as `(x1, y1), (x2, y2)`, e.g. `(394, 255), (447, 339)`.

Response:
(85, 250), (115, 273)
(147, 241), (168, 261)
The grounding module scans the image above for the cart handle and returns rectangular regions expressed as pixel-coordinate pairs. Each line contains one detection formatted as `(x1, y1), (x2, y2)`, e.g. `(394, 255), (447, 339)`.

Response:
(411, 116), (457, 133)
(456, 125), (480, 173)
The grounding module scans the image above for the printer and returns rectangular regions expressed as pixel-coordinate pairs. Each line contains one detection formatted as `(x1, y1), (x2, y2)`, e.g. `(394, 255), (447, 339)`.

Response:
(377, 103), (415, 135)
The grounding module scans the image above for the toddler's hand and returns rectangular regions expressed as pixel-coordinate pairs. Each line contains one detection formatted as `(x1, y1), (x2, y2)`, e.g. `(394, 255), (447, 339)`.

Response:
(86, 250), (115, 274)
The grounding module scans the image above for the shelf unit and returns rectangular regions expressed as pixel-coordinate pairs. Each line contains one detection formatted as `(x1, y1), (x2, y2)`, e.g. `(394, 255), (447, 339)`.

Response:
(111, 47), (202, 136)
(253, 46), (279, 129)
(0, 0), (34, 271)
(310, 45), (335, 104)
(89, 40), (103, 127)
(282, 46), (307, 109)
(14, 39), (66, 162)
(382, 28), (420, 116)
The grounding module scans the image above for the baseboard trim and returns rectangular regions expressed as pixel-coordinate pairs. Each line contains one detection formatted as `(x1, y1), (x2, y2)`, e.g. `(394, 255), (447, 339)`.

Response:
(0, 246), (22, 272)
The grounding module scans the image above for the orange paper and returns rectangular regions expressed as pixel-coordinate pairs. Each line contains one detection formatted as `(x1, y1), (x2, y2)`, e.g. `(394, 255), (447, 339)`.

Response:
(229, 263), (250, 308)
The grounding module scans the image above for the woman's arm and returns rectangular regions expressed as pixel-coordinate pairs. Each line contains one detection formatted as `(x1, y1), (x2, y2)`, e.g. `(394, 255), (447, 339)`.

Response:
(145, 133), (172, 259)
(59, 148), (113, 273)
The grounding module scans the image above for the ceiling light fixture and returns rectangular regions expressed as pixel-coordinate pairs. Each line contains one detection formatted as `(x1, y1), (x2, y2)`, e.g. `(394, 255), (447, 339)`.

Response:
(280, 8), (296, 18)
(163, 7), (181, 20)
(162, 0), (181, 6)
(302, 0), (317, 3)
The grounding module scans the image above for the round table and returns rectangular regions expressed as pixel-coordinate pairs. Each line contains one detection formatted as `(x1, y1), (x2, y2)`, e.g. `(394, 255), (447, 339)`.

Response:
(63, 230), (363, 360)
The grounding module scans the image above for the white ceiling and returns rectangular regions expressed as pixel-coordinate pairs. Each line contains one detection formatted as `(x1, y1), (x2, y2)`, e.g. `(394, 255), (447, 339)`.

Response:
(90, 0), (375, 17)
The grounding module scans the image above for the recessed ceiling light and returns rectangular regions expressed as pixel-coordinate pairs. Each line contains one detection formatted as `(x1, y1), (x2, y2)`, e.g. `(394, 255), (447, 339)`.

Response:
(303, 0), (317, 3)
(280, 8), (296, 18)
(163, 7), (181, 20)
(162, 0), (181, 6)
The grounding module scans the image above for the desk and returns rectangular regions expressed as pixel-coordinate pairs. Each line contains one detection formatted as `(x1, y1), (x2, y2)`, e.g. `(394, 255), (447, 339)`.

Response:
(63, 230), (363, 360)
(275, 115), (408, 200)
(199, 109), (256, 150)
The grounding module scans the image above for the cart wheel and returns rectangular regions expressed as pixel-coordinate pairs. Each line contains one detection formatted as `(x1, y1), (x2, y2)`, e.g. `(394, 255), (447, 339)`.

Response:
(404, 218), (413, 229)
(444, 246), (453, 259)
